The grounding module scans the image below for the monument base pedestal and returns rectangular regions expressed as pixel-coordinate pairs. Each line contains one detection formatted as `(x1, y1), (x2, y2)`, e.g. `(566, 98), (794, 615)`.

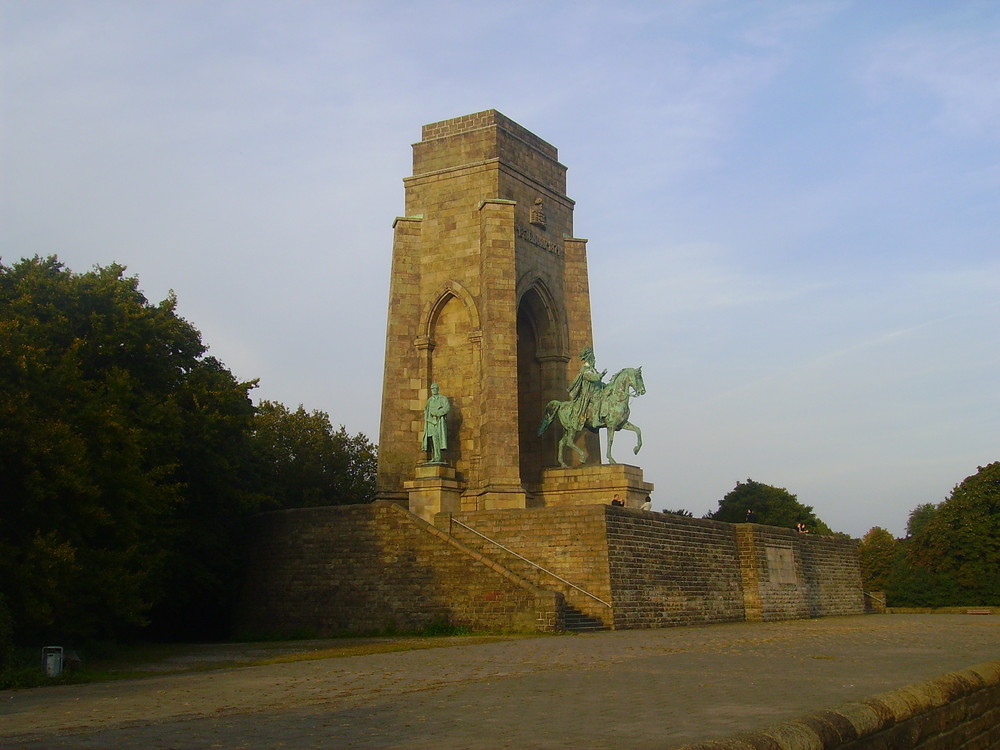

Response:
(404, 464), (463, 522)
(459, 485), (529, 512)
(536, 464), (653, 508)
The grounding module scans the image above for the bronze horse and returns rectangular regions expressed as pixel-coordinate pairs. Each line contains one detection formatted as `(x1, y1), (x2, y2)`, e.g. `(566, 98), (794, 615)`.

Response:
(538, 366), (645, 467)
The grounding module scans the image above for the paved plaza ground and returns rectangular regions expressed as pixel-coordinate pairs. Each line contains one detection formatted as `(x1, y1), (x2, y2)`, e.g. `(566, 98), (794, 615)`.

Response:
(1, 614), (998, 749)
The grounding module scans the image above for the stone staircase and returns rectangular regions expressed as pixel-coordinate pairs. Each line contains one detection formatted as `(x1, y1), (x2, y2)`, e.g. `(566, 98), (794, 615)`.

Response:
(446, 523), (612, 631)
(563, 603), (609, 632)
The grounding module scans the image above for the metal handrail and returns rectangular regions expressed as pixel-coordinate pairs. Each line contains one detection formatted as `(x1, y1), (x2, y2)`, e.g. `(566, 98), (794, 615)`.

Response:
(449, 516), (612, 609)
(861, 589), (886, 605)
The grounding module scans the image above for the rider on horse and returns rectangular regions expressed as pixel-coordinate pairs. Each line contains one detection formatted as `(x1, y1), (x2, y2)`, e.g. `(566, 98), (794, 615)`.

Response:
(567, 346), (607, 430)
(537, 347), (645, 467)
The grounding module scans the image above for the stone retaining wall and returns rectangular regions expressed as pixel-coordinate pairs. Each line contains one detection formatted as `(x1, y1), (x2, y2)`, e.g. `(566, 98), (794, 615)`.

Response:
(441, 505), (614, 624)
(738, 524), (866, 622)
(236, 502), (865, 635)
(448, 507), (862, 629)
(678, 660), (1000, 749)
(606, 510), (747, 628)
(235, 502), (560, 637)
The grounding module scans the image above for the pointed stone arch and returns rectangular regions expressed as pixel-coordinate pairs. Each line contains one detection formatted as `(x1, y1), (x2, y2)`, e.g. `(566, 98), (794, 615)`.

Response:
(414, 281), (482, 485)
(515, 274), (567, 360)
(417, 280), (482, 344)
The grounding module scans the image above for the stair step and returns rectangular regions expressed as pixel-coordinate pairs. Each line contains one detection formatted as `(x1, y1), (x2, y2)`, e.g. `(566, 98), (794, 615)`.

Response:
(563, 605), (609, 632)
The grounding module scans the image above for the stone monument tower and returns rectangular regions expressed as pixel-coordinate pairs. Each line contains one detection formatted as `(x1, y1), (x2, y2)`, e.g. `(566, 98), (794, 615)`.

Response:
(237, 112), (862, 640)
(376, 111), (650, 519)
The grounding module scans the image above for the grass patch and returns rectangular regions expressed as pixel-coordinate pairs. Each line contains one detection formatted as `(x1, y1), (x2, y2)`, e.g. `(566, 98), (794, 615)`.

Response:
(419, 621), (473, 637)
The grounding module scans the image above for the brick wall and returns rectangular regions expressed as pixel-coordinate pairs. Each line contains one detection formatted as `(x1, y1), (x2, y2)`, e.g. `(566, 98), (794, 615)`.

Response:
(235, 502), (561, 637)
(678, 660), (1000, 749)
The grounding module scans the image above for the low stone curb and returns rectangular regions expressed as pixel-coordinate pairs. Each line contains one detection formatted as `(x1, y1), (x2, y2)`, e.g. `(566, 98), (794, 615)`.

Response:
(676, 660), (1000, 750)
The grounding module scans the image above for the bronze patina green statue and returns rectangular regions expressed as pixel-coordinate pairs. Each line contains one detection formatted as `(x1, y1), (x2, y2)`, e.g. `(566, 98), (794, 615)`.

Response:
(538, 348), (645, 467)
(566, 346), (607, 429)
(421, 383), (450, 464)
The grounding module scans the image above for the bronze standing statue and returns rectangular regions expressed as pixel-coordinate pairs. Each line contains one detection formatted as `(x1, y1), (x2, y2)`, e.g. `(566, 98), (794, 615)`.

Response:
(421, 383), (450, 464)
(538, 348), (645, 467)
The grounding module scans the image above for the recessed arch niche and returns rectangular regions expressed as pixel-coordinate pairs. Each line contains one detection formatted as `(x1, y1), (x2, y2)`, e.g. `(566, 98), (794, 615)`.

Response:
(422, 284), (481, 482)
(516, 282), (564, 490)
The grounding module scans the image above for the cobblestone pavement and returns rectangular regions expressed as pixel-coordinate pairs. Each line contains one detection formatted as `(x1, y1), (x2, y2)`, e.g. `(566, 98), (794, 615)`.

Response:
(2, 615), (997, 749)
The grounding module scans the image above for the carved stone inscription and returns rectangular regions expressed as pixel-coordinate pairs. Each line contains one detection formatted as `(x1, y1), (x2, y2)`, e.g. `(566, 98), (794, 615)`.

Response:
(515, 223), (561, 256)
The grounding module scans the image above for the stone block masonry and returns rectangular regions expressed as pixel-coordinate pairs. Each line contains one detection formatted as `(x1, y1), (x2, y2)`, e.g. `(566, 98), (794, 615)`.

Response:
(606, 511), (747, 629)
(236, 502), (562, 637)
(679, 660), (1000, 750)
(441, 505), (616, 626)
(376, 110), (599, 518)
(235, 501), (865, 636)
(444, 507), (863, 630)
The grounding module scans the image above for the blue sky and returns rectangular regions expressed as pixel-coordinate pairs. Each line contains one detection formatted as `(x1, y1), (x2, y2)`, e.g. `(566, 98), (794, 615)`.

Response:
(3, 1), (998, 537)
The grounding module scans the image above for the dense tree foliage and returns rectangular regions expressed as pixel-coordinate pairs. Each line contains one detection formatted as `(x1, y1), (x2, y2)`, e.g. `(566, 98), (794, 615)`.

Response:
(882, 552), (966, 607)
(0, 257), (259, 640)
(251, 401), (376, 509)
(707, 479), (835, 534)
(856, 527), (897, 591)
(905, 463), (1000, 605)
(858, 463), (1000, 607)
(0, 257), (376, 643)
(905, 502), (938, 538)
(146, 357), (262, 639)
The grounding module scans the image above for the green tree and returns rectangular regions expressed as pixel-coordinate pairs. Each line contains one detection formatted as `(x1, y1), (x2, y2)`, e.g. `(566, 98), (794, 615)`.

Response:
(857, 527), (897, 590)
(0, 594), (14, 671)
(708, 478), (834, 534)
(906, 463), (1000, 605)
(906, 502), (938, 538)
(250, 401), (376, 508)
(884, 540), (964, 607)
(147, 357), (260, 639)
(0, 256), (258, 641)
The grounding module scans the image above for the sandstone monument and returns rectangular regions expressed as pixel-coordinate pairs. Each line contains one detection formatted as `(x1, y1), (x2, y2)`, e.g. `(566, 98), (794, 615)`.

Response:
(236, 111), (866, 636)
(375, 110), (652, 521)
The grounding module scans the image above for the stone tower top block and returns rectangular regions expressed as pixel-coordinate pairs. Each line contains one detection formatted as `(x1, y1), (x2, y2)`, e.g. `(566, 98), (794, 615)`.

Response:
(412, 110), (566, 195)
(420, 110), (558, 160)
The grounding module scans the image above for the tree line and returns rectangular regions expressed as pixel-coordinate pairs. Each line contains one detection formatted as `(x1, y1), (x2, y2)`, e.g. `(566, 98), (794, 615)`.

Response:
(0, 257), (375, 649)
(857, 462), (1000, 607)
(702, 478), (841, 534)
